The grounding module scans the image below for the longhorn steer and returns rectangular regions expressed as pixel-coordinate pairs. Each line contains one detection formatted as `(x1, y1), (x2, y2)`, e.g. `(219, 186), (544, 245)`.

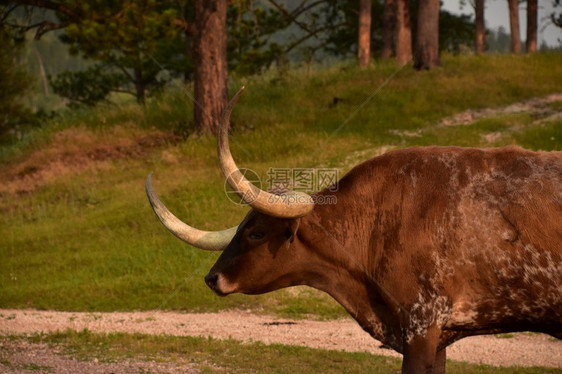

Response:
(147, 88), (562, 373)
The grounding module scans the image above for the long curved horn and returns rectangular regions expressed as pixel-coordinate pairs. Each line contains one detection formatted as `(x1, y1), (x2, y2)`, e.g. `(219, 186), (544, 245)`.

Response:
(146, 173), (237, 251)
(218, 87), (315, 219)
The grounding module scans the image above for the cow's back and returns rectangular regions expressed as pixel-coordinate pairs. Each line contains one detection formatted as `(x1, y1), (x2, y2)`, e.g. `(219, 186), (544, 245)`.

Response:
(448, 147), (562, 334)
(340, 146), (562, 338)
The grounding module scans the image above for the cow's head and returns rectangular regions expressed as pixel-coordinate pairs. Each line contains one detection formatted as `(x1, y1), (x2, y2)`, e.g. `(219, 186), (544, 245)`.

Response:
(146, 87), (316, 296)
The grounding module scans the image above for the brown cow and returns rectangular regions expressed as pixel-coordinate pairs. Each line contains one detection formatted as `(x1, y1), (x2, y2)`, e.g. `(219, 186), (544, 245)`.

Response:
(147, 88), (562, 373)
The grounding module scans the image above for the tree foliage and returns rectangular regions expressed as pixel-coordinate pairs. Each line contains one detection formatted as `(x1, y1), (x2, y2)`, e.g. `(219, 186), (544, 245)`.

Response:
(486, 26), (511, 53)
(48, 64), (127, 107)
(227, 3), (287, 75)
(0, 19), (36, 140)
(552, 0), (562, 38)
(58, 0), (182, 102)
(2, 0), (489, 112)
(4, 0), (187, 104)
(439, 9), (473, 54)
(227, 1), (353, 74)
(322, 0), (385, 59)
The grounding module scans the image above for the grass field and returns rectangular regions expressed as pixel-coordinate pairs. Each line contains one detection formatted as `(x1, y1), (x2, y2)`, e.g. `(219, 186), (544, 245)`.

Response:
(3, 331), (561, 373)
(1, 53), (562, 318)
(2, 53), (562, 373)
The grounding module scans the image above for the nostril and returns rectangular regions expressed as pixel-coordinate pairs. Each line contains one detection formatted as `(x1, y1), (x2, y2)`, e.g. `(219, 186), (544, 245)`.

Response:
(205, 273), (218, 289)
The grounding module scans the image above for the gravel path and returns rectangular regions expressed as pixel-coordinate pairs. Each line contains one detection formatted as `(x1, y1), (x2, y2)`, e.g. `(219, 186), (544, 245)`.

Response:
(438, 93), (562, 127)
(0, 339), (197, 374)
(1, 309), (561, 371)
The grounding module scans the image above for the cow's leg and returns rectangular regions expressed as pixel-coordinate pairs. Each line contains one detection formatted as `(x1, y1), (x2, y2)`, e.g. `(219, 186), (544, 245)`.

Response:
(433, 348), (446, 374)
(401, 326), (442, 374)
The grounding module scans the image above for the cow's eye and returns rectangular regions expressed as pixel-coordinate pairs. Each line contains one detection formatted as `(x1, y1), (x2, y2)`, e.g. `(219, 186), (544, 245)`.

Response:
(249, 232), (264, 240)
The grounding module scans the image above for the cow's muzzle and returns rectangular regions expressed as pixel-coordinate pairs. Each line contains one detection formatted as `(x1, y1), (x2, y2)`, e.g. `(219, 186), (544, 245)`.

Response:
(205, 272), (227, 297)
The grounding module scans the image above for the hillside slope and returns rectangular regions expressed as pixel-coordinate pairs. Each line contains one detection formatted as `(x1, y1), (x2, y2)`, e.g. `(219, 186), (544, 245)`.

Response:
(1, 54), (561, 316)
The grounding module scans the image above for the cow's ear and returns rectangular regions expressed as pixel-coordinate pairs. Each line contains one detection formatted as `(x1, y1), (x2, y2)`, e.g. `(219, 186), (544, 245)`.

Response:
(286, 219), (301, 244)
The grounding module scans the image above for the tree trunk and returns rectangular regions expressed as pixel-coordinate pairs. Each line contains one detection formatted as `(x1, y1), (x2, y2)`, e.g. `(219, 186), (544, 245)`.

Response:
(193, 0), (228, 134)
(358, 0), (372, 68)
(134, 67), (145, 103)
(184, 29), (192, 82)
(414, 0), (440, 70)
(381, 0), (396, 59)
(526, 0), (537, 53)
(395, 0), (412, 66)
(34, 48), (49, 95)
(508, 0), (521, 53)
(475, 0), (485, 54)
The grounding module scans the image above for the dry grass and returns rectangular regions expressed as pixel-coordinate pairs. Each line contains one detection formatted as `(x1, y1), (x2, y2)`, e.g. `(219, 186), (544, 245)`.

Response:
(0, 125), (177, 195)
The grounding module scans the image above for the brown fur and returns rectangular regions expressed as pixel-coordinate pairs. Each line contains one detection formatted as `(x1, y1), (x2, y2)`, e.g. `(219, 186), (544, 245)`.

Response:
(205, 146), (562, 373)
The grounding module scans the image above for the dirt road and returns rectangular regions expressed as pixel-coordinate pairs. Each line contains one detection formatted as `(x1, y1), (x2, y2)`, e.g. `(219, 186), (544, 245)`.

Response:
(1, 309), (560, 372)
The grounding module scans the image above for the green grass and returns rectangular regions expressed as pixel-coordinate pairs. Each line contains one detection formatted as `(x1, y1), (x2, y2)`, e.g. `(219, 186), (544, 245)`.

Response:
(495, 333), (517, 339)
(515, 121), (562, 151)
(3, 330), (560, 373)
(408, 112), (557, 148)
(1, 53), (562, 316)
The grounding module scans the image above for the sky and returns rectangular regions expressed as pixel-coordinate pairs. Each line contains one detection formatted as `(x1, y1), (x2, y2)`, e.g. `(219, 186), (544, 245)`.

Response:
(441, 0), (561, 47)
